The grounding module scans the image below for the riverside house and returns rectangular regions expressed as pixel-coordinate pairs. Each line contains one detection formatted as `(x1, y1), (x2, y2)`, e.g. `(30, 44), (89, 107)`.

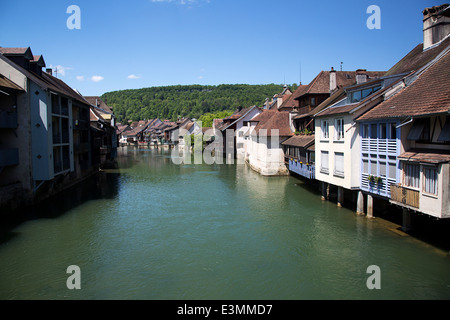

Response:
(354, 4), (450, 223)
(246, 109), (294, 176)
(214, 106), (262, 161)
(281, 69), (384, 181)
(0, 46), (104, 211)
(356, 37), (450, 220)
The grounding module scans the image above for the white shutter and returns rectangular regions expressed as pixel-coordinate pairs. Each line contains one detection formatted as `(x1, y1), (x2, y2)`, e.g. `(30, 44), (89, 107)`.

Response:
(321, 151), (329, 173)
(334, 152), (344, 176)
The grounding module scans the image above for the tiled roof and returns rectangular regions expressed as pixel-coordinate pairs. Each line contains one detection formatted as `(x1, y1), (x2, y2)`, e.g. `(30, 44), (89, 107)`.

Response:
(357, 49), (450, 121)
(293, 70), (385, 100)
(0, 47), (31, 55)
(316, 104), (356, 117)
(384, 37), (450, 77)
(84, 96), (113, 114)
(253, 110), (293, 137)
(223, 106), (255, 121)
(298, 87), (347, 119)
(281, 134), (315, 148)
(398, 149), (450, 164)
(278, 92), (298, 110)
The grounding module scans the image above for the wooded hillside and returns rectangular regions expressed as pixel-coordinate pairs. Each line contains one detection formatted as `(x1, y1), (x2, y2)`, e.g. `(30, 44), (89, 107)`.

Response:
(101, 84), (297, 123)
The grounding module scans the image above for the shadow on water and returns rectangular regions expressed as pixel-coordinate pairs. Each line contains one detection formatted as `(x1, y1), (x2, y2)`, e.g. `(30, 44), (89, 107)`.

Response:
(293, 171), (450, 253)
(0, 171), (120, 245)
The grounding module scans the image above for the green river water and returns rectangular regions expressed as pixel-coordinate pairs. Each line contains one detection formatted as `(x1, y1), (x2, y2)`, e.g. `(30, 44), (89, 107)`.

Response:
(0, 148), (449, 300)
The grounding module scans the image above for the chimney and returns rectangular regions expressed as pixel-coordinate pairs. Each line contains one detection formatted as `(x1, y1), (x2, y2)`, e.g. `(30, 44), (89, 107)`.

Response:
(356, 69), (368, 84)
(46, 68), (52, 76)
(329, 67), (337, 93)
(423, 4), (450, 50)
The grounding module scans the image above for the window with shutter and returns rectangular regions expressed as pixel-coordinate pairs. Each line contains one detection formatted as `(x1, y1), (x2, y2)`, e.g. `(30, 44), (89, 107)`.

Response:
(321, 151), (329, 174)
(334, 152), (344, 177)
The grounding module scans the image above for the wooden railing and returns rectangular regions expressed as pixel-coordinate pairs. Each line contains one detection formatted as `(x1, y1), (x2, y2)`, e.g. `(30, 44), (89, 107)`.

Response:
(390, 184), (420, 209)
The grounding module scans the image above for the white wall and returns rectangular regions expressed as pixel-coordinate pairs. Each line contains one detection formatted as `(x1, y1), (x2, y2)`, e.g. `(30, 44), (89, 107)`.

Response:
(315, 114), (360, 190)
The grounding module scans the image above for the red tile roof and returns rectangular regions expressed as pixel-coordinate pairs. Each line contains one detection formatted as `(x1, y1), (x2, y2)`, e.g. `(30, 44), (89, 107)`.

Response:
(0, 47), (31, 55)
(293, 70), (385, 100)
(398, 148), (450, 164)
(253, 110), (293, 137)
(84, 96), (113, 114)
(357, 50), (450, 121)
(281, 134), (315, 148)
(278, 91), (299, 110)
(384, 37), (450, 77)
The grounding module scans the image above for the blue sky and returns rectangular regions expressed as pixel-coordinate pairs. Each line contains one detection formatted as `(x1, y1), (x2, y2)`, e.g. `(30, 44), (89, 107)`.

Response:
(0, 0), (438, 96)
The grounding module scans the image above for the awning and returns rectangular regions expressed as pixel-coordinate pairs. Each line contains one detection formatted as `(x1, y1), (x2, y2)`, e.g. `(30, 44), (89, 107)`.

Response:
(398, 149), (450, 164)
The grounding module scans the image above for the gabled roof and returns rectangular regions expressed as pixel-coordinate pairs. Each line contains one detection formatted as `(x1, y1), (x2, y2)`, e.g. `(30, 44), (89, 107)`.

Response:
(0, 47), (33, 60)
(278, 91), (298, 110)
(293, 70), (385, 100)
(30, 55), (46, 67)
(84, 96), (113, 114)
(253, 110), (293, 137)
(218, 105), (260, 131)
(1, 53), (90, 106)
(296, 87), (347, 120)
(357, 49), (450, 121)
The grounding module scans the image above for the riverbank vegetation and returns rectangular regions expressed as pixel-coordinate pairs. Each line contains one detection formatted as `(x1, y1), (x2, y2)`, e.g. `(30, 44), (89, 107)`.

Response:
(101, 84), (295, 123)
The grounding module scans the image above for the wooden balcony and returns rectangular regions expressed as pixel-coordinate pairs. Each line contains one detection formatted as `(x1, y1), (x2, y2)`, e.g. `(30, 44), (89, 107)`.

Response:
(390, 184), (419, 209)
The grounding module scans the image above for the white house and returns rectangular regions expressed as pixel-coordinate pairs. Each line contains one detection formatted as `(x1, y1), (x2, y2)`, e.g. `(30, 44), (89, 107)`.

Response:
(246, 109), (294, 176)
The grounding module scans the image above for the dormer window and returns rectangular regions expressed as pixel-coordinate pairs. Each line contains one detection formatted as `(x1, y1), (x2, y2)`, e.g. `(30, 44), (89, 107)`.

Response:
(350, 85), (382, 103)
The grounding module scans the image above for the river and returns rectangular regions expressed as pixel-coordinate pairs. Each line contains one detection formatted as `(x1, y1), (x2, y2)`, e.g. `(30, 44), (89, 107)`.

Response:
(0, 148), (449, 300)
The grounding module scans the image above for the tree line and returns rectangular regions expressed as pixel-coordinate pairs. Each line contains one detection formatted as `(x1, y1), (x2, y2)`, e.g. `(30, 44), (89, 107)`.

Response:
(101, 84), (297, 124)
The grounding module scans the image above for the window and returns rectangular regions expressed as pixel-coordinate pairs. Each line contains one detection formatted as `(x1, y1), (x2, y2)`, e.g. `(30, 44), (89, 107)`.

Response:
(370, 124), (377, 139)
(321, 151), (329, 174)
(311, 97), (316, 106)
(361, 124), (369, 138)
(350, 85), (382, 103)
(389, 162), (397, 180)
(403, 163), (420, 189)
(390, 123), (397, 139)
(334, 152), (344, 177)
(423, 166), (438, 195)
(363, 159), (369, 174)
(321, 120), (329, 140)
(335, 118), (344, 141)
(380, 123), (387, 139)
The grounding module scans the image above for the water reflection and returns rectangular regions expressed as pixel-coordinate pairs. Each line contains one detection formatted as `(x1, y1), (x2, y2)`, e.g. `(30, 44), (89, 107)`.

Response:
(0, 171), (120, 245)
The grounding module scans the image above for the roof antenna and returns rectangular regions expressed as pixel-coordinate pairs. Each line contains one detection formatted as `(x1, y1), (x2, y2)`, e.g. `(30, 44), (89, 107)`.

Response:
(340, 62), (343, 72)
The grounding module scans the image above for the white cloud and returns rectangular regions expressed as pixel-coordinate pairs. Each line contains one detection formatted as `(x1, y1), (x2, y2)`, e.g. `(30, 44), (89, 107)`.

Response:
(76, 76), (85, 81)
(49, 65), (72, 77)
(91, 75), (104, 82)
(127, 74), (142, 79)
(198, 76), (204, 80)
